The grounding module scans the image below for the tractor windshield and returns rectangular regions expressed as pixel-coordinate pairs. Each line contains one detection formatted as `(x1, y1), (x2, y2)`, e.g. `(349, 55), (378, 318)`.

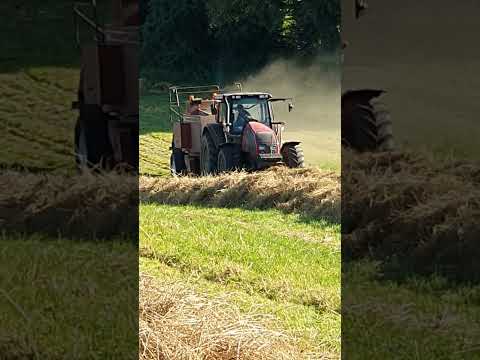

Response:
(230, 97), (271, 134)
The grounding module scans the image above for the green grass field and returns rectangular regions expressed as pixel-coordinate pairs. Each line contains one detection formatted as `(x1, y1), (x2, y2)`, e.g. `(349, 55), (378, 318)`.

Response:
(0, 235), (138, 359)
(140, 204), (340, 356)
(139, 93), (171, 176)
(343, 261), (480, 359)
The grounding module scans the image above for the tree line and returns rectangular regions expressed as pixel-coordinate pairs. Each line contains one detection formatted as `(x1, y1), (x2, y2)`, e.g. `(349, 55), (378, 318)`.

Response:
(140, 0), (340, 84)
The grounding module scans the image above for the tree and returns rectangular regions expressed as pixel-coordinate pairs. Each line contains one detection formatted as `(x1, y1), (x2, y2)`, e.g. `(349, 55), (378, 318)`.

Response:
(205, 0), (285, 82)
(140, 0), (341, 83)
(291, 0), (341, 55)
(141, 0), (214, 82)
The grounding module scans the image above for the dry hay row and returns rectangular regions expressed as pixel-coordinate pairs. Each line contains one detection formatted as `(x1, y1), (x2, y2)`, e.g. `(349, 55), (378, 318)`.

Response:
(0, 170), (138, 239)
(342, 150), (480, 282)
(140, 166), (340, 223)
(139, 274), (332, 360)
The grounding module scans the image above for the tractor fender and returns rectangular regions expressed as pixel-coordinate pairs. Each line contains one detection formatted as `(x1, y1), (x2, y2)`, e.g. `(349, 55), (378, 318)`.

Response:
(281, 141), (301, 153)
(341, 89), (386, 106)
(203, 123), (226, 149)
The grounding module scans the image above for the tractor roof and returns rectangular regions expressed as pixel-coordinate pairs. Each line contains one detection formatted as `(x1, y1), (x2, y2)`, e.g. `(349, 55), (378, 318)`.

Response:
(216, 92), (272, 99)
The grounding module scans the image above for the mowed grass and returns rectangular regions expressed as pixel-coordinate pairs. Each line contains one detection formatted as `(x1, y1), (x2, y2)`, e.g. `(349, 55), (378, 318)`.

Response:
(140, 204), (341, 356)
(343, 261), (480, 359)
(1, 69), (78, 171)
(140, 93), (171, 176)
(0, 235), (138, 358)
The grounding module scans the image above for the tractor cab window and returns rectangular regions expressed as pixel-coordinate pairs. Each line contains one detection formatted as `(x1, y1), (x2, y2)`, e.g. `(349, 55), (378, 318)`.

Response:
(230, 97), (271, 134)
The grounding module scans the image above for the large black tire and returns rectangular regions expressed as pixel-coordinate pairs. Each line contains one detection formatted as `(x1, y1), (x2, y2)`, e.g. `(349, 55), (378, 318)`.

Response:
(217, 145), (240, 173)
(343, 99), (394, 152)
(282, 143), (305, 168)
(200, 133), (218, 175)
(170, 145), (187, 176)
(74, 105), (112, 170)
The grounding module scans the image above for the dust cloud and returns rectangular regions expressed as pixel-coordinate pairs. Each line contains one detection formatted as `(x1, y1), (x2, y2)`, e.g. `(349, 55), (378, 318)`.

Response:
(237, 57), (341, 169)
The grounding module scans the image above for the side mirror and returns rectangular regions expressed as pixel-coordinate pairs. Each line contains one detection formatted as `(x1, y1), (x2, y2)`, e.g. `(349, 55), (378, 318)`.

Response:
(288, 103), (294, 112)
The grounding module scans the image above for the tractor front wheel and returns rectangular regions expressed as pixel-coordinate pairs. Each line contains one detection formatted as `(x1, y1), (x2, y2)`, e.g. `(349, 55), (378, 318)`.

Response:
(282, 143), (305, 168)
(200, 134), (218, 175)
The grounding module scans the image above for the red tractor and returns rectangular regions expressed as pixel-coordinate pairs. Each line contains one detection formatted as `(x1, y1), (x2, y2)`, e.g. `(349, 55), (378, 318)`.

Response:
(170, 85), (304, 175)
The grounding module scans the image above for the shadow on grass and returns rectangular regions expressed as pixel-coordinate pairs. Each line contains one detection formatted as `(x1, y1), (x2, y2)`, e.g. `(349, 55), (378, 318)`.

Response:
(140, 198), (339, 228)
(148, 201), (340, 226)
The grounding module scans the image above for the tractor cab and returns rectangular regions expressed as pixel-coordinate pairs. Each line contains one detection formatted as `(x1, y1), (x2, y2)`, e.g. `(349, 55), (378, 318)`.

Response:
(213, 93), (273, 135)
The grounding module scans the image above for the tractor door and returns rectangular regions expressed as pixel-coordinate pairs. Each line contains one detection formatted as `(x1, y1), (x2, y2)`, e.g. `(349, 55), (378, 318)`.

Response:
(217, 102), (228, 125)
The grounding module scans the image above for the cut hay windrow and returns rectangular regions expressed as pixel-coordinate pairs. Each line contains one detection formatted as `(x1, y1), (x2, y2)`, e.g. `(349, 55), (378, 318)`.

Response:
(139, 274), (330, 360)
(342, 150), (480, 282)
(140, 166), (340, 223)
(0, 170), (138, 239)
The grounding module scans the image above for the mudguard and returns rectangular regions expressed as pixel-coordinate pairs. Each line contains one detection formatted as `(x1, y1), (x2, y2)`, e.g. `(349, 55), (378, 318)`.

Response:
(281, 141), (301, 153)
(341, 89), (385, 107)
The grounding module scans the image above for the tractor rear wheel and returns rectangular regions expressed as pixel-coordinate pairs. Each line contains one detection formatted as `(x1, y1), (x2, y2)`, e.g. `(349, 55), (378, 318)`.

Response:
(217, 145), (240, 173)
(170, 146), (187, 176)
(282, 143), (305, 168)
(200, 133), (218, 175)
(343, 99), (394, 152)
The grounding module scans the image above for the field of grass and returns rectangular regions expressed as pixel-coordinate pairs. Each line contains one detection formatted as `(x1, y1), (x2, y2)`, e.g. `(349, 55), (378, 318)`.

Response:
(140, 204), (340, 357)
(0, 235), (138, 359)
(343, 261), (480, 359)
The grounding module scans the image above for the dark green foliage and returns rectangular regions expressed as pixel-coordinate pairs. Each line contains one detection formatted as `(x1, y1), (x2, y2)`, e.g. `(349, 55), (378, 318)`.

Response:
(206, 0), (285, 83)
(141, 0), (340, 84)
(291, 0), (341, 54)
(141, 0), (214, 82)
